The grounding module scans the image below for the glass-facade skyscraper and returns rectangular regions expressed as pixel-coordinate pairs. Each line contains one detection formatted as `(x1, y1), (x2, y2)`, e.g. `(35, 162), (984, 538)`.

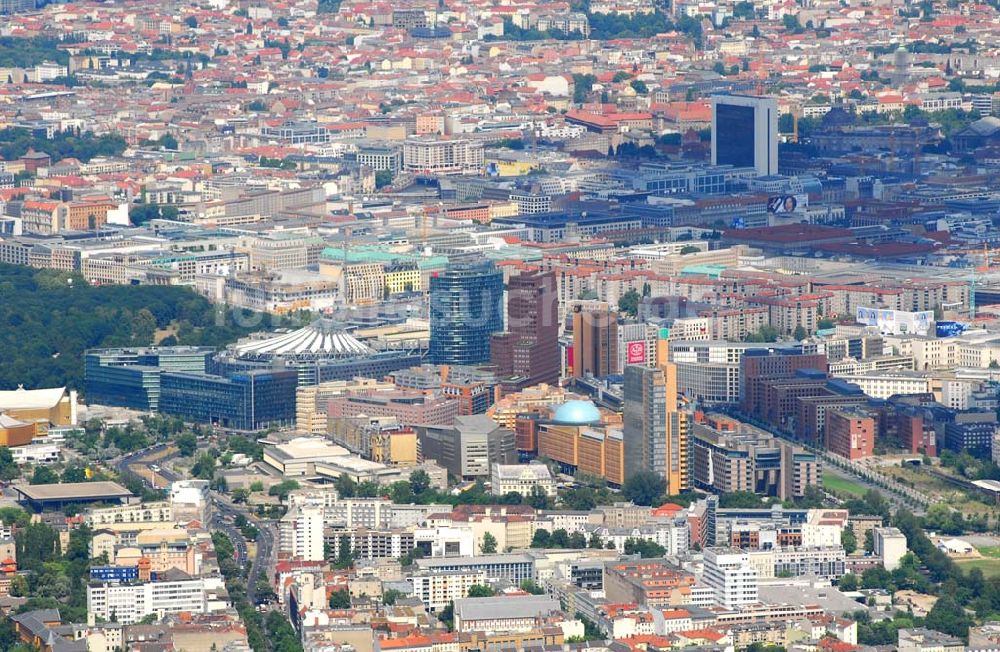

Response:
(429, 260), (504, 365)
(710, 94), (778, 177)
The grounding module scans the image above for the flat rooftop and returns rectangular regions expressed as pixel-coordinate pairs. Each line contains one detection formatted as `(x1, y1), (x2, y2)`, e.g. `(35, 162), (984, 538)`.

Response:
(416, 554), (533, 568)
(15, 481), (133, 502)
(454, 595), (560, 621)
(757, 584), (869, 616)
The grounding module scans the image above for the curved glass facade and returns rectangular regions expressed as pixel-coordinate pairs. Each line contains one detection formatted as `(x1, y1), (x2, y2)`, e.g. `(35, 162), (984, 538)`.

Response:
(429, 261), (504, 365)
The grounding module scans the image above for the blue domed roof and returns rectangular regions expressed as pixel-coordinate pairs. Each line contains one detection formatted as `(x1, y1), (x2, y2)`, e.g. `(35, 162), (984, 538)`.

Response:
(552, 400), (601, 425)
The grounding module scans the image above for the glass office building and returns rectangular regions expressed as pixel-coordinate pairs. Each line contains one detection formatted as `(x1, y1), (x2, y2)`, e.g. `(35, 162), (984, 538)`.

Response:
(84, 347), (213, 411)
(714, 104), (756, 168)
(710, 94), (778, 177)
(429, 261), (504, 365)
(159, 369), (297, 431)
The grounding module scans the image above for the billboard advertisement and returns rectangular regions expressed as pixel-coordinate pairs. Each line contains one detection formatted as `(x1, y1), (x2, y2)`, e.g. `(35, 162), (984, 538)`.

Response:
(856, 306), (933, 336)
(767, 194), (808, 214)
(626, 340), (647, 364)
(936, 321), (969, 338)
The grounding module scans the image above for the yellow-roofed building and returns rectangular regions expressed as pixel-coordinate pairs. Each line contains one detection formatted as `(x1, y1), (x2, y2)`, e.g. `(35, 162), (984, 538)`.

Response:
(0, 386), (77, 448)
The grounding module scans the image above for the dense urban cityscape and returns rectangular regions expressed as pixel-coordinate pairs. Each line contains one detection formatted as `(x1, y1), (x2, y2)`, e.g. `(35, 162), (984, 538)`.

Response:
(4, 0), (1000, 650)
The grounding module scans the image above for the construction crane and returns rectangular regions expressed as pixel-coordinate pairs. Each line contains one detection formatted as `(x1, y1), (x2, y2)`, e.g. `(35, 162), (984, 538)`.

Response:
(977, 243), (993, 273)
(888, 129), (897, 173)
(790, 107), (802, 144)
(964, 243), (1000, 320)
(968, 272), (978, 320)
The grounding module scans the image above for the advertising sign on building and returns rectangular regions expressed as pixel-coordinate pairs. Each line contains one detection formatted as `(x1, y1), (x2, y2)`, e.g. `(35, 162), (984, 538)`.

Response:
(626, 340), (646, 364)
(856, 306), (934, 336)
(936, 321), (969, 337)
(767, 194), (808, 214)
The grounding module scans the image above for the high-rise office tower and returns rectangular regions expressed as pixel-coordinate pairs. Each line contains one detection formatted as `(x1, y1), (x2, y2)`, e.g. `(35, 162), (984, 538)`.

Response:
(711, 94), (778, 177)
(429, 261), (504, 365)
(571, 306), (618, 379)
(490, 269), (560, 391)
(623, 361), (688, 495)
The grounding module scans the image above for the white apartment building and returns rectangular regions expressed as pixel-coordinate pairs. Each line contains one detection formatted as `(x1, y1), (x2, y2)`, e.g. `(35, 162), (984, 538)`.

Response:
(409, 570), (487, 612)
(79, 158), (130, 175)
(413, 525), (476, 558)
(510, 192), (552, 215)
(541, 511), (599, 533)
(246, 236), (312, 271)
(279, 505), (326, 561)
(670, 341), (747, 404)
(537, 123), (586, 139)
(894, 335), (1000, 372)
(86, 577), (214, 625)
(657, 609), (695, 634)
(702, 548), (759, 609)
(286, 493), (443, 529)
(403, 138), (485, 175)
(357, 145), (403, 174)
(490, 462), (557, 497)
(604, 609), (659, 639)
(453, 595), (563, 634)
(220, 273), (338, 313)
(874, 527), (908, 571)
(939, 378), (974, 410)
(958, 338), (1000, 368)
(10, 442), (60, 464)
(919, 92), (964, 112)
(827, 355), (915, 376)
(170, 480), (210, 523)
(801, 509), (847, 547)
(836, 370), (931, 399)
(85, 502), (174, 529)
(583, 520), (689, 556)
(669, 318), (713, 342)
(748, 546), (847, 580)
(898, 337), (958, 370)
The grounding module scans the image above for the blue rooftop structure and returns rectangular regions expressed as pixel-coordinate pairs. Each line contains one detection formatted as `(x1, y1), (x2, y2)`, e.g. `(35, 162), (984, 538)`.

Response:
(552, 400), (601, 425)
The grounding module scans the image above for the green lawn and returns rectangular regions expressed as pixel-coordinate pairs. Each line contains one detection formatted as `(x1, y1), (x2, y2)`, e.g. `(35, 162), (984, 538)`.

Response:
(977, 546), (1000, 559)
(957, 558), (1000, 578)
(823, 474), (867, 498)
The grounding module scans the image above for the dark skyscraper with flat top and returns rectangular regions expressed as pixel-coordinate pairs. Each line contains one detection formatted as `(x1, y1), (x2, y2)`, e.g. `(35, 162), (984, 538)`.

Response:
(711, 94), (778, 177)
(429, 260), (504, 365)
(491, 268), (560, 392)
